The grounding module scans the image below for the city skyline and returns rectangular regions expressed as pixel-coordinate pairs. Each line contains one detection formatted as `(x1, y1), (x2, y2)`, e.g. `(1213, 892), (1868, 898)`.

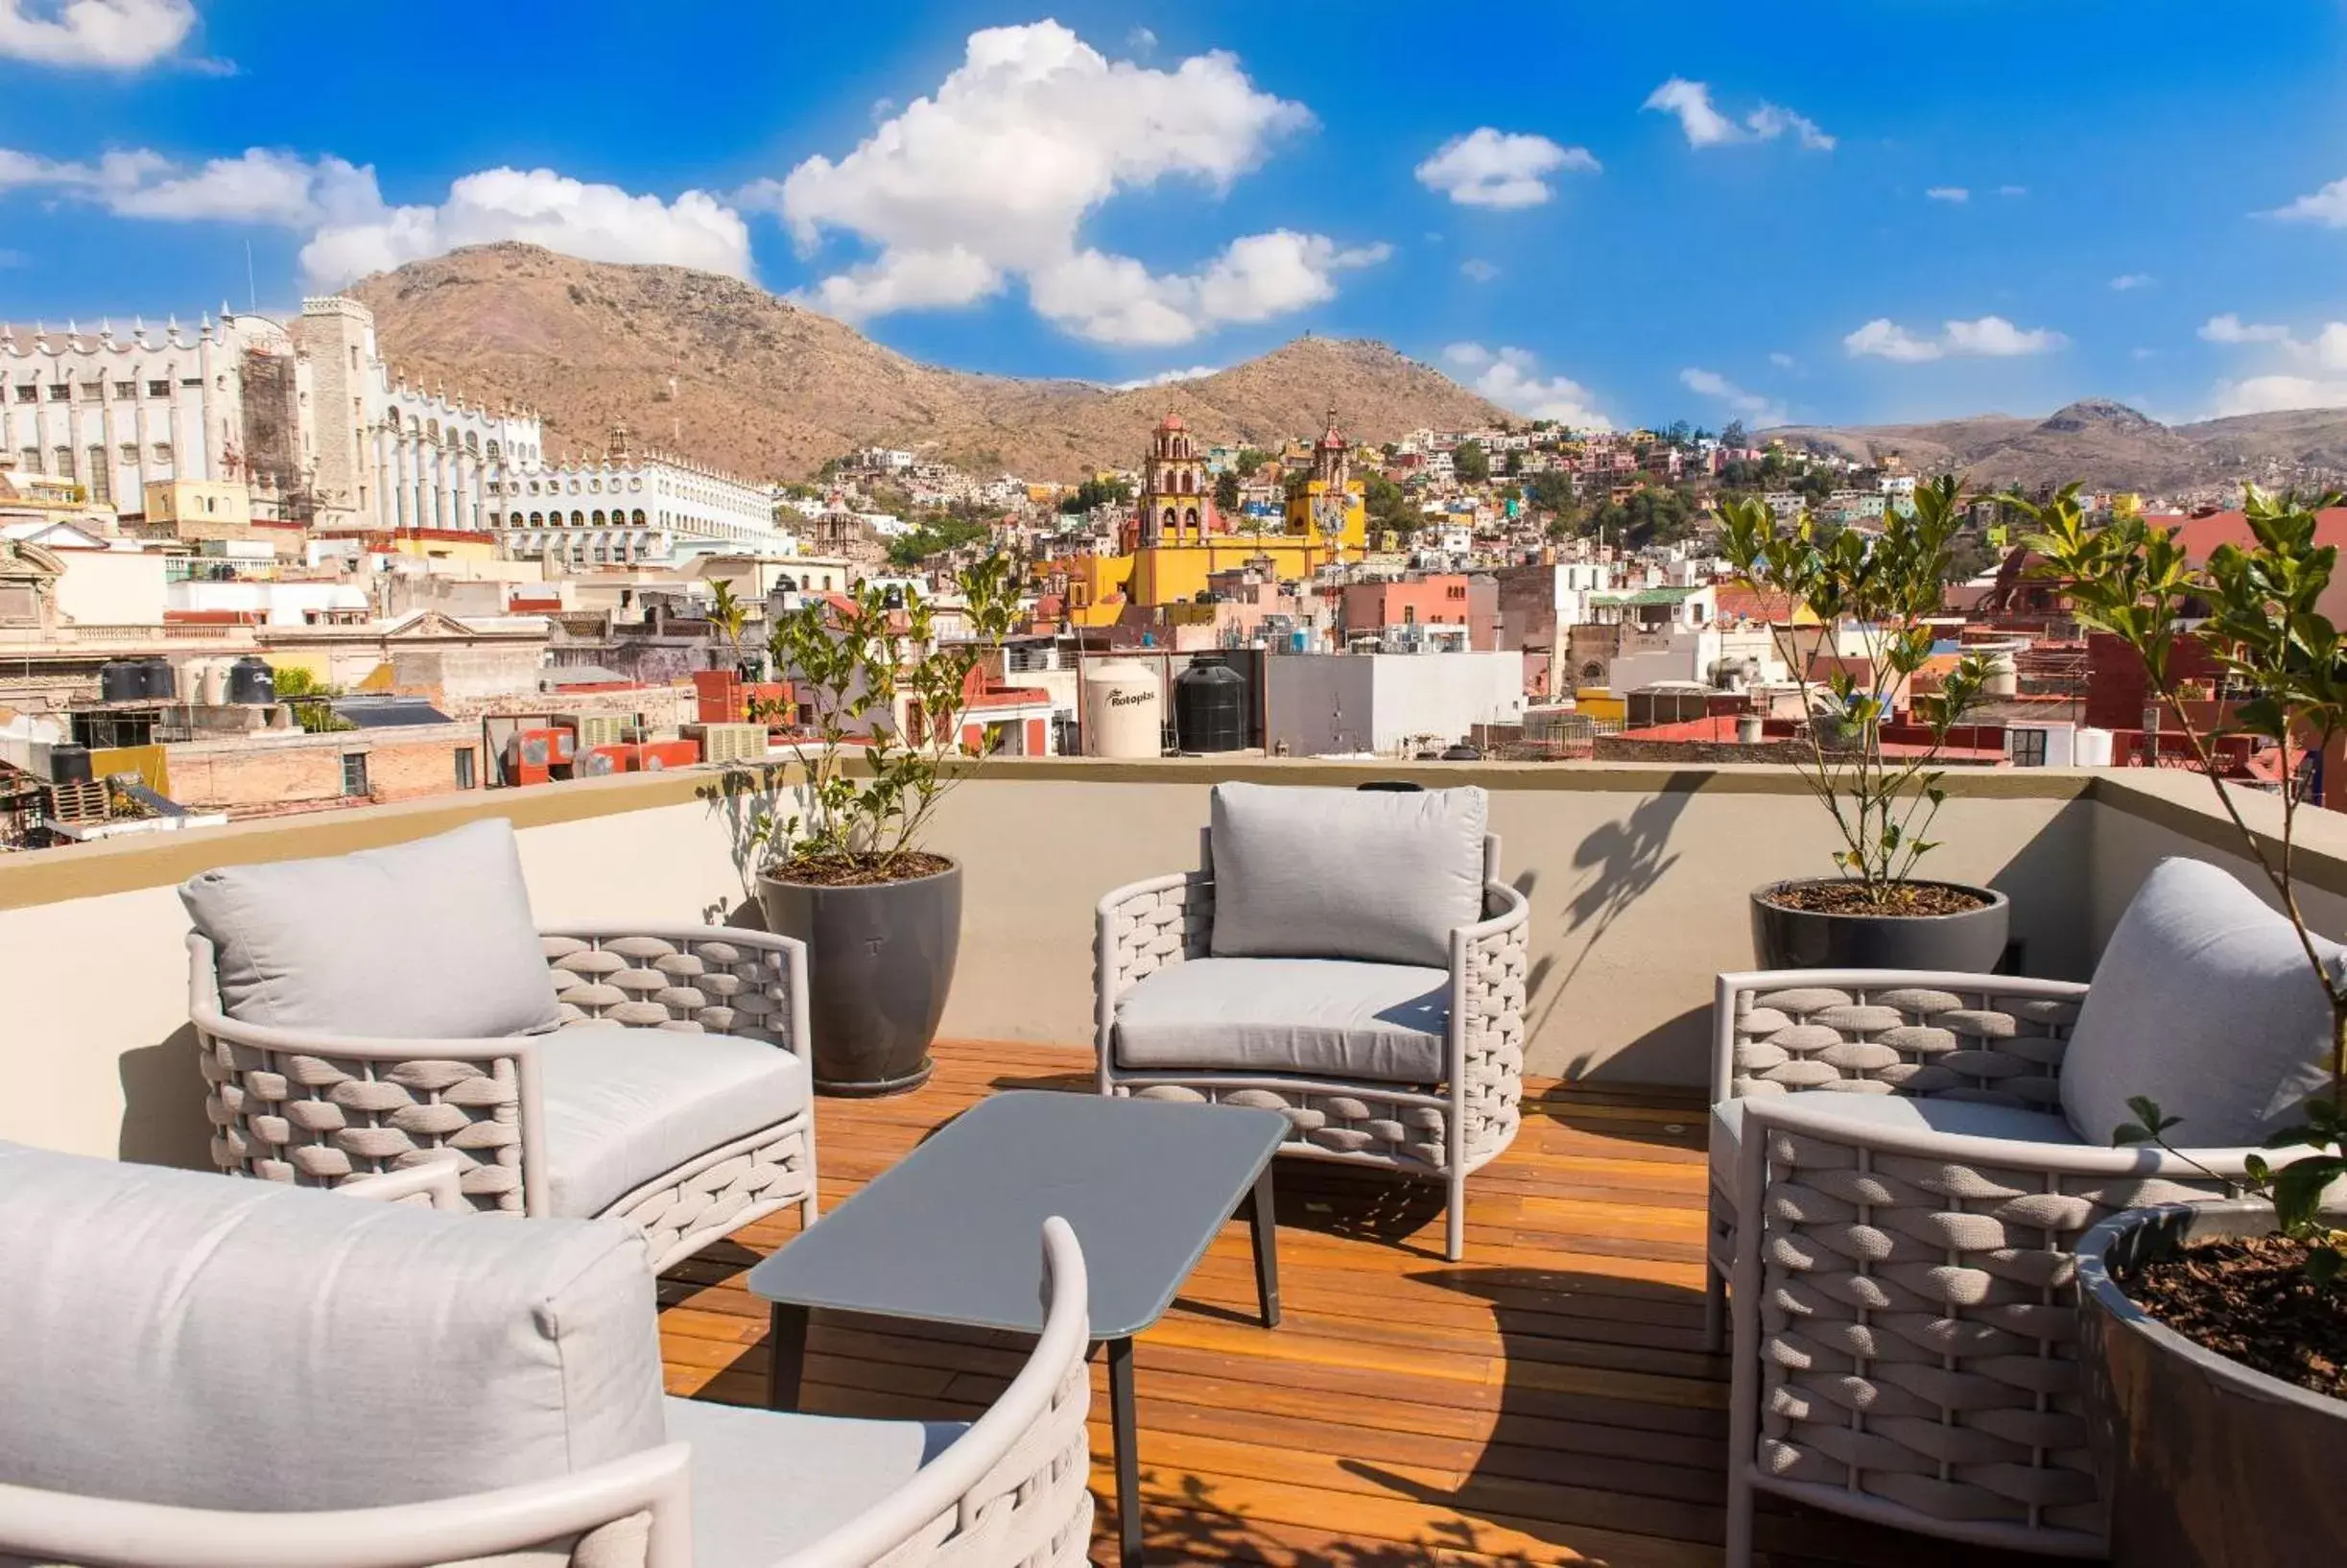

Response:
(3, 0), (2346, 432)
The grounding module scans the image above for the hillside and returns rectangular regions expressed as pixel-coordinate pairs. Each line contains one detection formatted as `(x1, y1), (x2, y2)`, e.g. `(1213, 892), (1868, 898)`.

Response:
(349, 245), (1512, 483)
(1773, 398), (2347, 495)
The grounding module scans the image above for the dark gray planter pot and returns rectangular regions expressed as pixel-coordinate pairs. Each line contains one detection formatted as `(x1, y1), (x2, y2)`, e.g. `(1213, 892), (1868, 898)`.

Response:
(1749, 878), (2009, 970)
(755, 858), (960, 1096)
(2077, 1200), (2347, 1568)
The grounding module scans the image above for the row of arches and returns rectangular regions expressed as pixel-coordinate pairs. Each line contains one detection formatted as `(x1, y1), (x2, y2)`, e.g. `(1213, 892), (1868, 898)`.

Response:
(508, 509), (650, 528)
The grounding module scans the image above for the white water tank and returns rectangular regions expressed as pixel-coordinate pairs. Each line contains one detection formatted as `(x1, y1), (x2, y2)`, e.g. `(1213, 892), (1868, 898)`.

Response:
(1983, 650), (2020, 698)
(1082, 660), (1162, 758)
(2076, 726), (2116, 767)
(195, 659), (230, 706)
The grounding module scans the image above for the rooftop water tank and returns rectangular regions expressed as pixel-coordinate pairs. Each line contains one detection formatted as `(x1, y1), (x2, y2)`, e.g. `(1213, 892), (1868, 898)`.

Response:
(1081, 660), (1162, 759)
(48, 743), (92, 784)
(227, 656), (275, 706)
(140, 657), (177, 702)
(98, 661), (143, 704)
(1173, 661), (1245, 754)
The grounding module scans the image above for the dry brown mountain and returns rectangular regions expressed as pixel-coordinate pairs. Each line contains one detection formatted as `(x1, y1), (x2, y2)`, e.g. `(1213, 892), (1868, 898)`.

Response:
(349, 244), (1511, 483)
(1773, 398), (2347, 496)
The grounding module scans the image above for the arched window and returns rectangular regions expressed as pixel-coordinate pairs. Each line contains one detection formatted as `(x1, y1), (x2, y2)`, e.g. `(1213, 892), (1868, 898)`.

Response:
(1181, 469), (1195, 494)
(592, 510), (606, 526)
(1183, 506), (1199, 533)
(1161, 507), (1176, 533)
(571, 510), (585, 526)
(509, 511), (523, 527)
(1580, 661), (1605, 682)
(631, 509), (646, 525)
(530, 511), (542, 526)
(486, 440), (501, 461)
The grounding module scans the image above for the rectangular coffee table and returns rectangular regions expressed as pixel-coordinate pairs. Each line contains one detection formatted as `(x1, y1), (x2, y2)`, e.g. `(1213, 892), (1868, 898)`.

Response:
(746, 1090), (1288, 1568)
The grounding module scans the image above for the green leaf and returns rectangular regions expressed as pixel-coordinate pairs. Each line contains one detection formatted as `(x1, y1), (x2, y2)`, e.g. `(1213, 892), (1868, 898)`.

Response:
(2308, 1246), (2344, 1290)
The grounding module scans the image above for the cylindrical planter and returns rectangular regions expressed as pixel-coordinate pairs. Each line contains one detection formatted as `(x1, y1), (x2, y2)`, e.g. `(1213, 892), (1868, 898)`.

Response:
(1749, 878), (2009, 969)
(2077, 1200), (2347, 1568)
(755, 858), (961, 1096)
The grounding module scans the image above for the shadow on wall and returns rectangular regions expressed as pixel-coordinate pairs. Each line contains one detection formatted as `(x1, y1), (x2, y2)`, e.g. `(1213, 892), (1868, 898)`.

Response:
(1532, 779), (1695, 1081)
(119, 1021), (212, 1169)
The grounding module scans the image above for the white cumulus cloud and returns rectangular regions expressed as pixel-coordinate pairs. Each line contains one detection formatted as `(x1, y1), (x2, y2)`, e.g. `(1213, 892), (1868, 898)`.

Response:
(1413, 128), (1598, 209)
(2110, 273), (2154, 291)
(2199, 312), (2347, 415)
(1679, 367), (1788, 428)
(302, 168), (753, 289)
(1844, 315), (2066, 362)
(750, 21), (1379, 345)
(2266, 176), (2347, 226)
(1111, 364), (1219, 390)
(1926, 186), (1969, 202)
(1442, 343), (1610, 429)
(1458, 257), (1498, 283)
(0, 0), (192, 68)
(1643, 78), (1834, 151)
(2200, 312), (2298, 347)
(0, 142), (754, 288)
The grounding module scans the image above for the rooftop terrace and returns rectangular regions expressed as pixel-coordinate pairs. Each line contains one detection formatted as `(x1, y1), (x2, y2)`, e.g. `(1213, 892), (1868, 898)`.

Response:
(5, 756), (2343, 1565)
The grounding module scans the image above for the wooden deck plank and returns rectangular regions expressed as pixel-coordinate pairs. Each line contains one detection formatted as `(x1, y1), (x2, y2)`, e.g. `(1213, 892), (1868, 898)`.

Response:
(658, 1043), (2051, 1568)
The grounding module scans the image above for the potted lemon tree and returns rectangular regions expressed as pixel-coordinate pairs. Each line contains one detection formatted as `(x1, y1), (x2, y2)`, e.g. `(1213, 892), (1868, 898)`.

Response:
(2029, 484), (2347, 1568)
(734, 557), (1019, 1095)
(1719, 476), (2003, 968)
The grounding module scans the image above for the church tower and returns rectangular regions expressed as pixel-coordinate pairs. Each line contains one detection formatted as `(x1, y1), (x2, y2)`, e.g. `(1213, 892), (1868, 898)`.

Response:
(1139, 413), (1207, 545)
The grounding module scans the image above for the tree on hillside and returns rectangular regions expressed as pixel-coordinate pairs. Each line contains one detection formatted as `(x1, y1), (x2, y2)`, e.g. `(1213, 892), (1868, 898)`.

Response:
(1527, 470), (1577, 516)
(1057, 475), (1133, 514)
(1231, 446), (1270, 477)
(1454, 440), (1491, 484)
(1504, 449), (1525, 477)
(1363, 471), (1419, 536)
(1214, 469), (1241, 512)
(1666, 419), (1692, 447)
(1720, 419), (1748, 449)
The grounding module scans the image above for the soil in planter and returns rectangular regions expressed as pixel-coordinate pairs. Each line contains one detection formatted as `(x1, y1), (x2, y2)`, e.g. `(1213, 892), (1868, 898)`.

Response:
(1762, 881), (1992, 917)
(2126, 1235), (2347, 1399)
(770, 850), (953, 888)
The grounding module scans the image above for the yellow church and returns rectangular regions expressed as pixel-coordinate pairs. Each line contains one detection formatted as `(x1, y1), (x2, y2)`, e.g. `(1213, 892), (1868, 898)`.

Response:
(1065, 412), (1367, 620)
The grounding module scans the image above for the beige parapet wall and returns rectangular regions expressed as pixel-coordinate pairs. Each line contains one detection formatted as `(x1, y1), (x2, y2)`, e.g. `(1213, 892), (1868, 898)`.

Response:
(2, 758), (2340, 1167)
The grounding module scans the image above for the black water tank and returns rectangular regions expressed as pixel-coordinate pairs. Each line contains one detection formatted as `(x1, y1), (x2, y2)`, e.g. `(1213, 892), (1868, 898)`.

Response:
(98, 661), (143, 703)
(1174, 661), (1245, 753)
(1442, 744), (1482, 761)
(49, 744), (91, 784)
(141, 657), (177, 701)
(227, 655), (275, 706)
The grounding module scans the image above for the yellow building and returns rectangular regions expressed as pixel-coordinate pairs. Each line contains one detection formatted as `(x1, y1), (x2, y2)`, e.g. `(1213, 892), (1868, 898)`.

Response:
(1115, 413), (1367, 607)
(143, 479), (251, 539)
(377, 528), (500, 564)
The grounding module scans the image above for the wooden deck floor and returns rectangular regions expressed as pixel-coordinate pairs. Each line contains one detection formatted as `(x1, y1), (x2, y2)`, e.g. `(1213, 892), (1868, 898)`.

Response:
(656, 1043), (2052, 1568)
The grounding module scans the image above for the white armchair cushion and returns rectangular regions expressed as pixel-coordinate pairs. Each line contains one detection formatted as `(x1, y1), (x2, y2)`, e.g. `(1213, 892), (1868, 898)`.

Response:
(539, 1028), (811, 1218)
(179, 817), (562, 1039)
(1709, 1090), (2080, 1197)
(0, 1142), (663, 1512)
(2062, 856), (2339, 1149)
(1114, 956), (1450, 1082)
(1208, 782), (1486, 967)
(662, 1398), (966, 1568)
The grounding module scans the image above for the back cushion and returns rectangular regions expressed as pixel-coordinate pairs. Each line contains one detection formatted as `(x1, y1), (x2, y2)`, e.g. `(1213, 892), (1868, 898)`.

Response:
(0, 1142), (664, 1511)
(1209, 783), (1487, 967)
(2062, 856), (2339, 1149)
(182, 817), (561, 1038)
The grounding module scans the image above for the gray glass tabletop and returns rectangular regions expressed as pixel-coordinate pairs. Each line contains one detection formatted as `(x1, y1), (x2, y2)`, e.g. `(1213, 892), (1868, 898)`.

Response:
(747, 1091), (1289, 1341)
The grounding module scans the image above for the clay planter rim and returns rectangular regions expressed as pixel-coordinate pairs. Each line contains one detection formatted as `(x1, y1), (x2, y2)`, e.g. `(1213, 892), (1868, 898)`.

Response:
(760, 853), (962, 891)
(2077, 1198), (2347, 1420)
(1751, 877), (2011, 922)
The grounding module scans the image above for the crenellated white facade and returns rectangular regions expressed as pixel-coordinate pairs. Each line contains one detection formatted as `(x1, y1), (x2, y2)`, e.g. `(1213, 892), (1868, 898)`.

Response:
(0, 310), (308, 513)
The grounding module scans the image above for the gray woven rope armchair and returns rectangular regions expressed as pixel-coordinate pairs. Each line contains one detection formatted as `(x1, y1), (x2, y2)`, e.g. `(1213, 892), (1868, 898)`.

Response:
(183, 818), (818, 1271)
(1095, 782), (1529, 1261)
(0, 1142), (1093, 1568)
(1708, 856), (2343, 1564)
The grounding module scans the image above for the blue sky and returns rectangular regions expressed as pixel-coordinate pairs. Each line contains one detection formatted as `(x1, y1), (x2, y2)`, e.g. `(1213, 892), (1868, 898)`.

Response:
(6, 0), (2347, 434)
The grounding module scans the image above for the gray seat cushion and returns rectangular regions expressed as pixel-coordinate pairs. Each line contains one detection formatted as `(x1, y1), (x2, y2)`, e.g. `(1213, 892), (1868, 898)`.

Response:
(180, 817), (562, 1039)
(539, 1028), (810, 1218)
(1208, 782), (1486, 967)
(1709, 1090), (2081, 1196)
(1114, 956), (1449, 1083)
(2062, 856), (2339, 1149)
(0, 1141), (662, 1512)
(663, 1396), (965, 1568)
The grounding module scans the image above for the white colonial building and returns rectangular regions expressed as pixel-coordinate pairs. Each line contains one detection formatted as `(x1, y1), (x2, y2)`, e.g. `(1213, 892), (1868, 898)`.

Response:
(0, 310), (309, 515)
(491, 426), (789, 566)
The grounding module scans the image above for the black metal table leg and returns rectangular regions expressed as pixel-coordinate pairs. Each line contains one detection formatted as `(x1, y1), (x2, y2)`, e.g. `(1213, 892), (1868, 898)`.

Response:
(768, 1300), (809, 1411)
(1248, 1163), (1282, 1329)
(1108, 1335), (1141, 1568)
